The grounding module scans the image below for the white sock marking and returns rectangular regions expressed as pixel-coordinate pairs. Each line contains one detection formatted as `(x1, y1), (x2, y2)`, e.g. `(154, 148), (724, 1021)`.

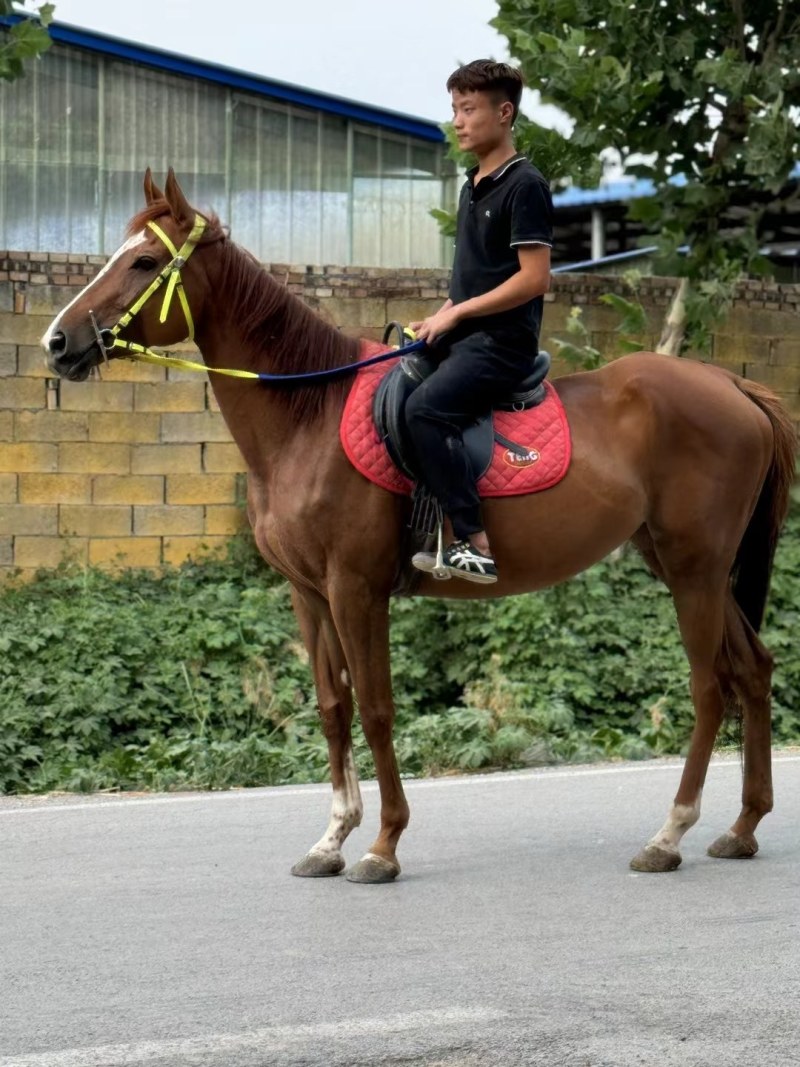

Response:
(309, 747), (362, 855)
(648, 794), (702, 852)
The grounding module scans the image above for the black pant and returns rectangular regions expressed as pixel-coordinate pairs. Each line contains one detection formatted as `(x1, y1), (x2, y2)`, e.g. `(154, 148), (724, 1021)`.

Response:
(404, 331), (536, 540)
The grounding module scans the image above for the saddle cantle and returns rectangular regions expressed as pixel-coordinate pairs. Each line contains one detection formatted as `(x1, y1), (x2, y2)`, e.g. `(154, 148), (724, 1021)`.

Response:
(372, 349), (552, 483)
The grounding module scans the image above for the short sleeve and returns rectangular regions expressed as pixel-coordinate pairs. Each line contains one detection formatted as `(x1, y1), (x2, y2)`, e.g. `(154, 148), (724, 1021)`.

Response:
(509, 177), (553, 248)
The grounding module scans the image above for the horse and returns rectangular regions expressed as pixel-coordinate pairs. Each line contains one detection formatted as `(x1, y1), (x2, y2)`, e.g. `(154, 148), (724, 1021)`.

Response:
(42, 169), (796, 884)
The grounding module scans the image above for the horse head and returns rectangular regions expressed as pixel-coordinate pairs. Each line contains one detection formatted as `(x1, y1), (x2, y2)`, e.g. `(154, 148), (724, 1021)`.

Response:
(43, 169), (210, 381)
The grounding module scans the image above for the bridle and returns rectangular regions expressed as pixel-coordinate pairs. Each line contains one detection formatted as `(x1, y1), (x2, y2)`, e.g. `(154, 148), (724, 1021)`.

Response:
(90, 212), (209, 368)
(89, 212), (425, 382)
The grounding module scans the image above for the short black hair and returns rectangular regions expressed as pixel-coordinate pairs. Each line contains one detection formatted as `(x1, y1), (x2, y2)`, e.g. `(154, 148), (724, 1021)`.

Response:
(446, 60), (524, 125)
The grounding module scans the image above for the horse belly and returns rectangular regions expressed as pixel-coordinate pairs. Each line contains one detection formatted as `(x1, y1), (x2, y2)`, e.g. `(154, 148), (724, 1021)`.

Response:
(413, 368), (649, 598)
(417, 463), (645, 600)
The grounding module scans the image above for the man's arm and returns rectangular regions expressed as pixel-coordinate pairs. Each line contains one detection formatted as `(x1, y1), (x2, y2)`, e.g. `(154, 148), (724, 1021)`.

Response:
(409, 298), (452, 334)
(414, 245), (550, 343)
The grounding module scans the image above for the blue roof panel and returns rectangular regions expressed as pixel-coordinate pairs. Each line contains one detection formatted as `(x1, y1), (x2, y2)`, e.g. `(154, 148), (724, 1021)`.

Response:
(1, 16), (446, 142)
(553, 175), (686, 207)
(554, 163), (799, 209)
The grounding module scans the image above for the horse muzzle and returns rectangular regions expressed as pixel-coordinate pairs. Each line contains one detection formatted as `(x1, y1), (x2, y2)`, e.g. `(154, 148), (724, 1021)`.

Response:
(45, 327), (104, 380)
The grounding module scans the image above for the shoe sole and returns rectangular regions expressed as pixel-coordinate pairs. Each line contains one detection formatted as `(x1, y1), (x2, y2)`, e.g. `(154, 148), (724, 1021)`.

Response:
(411, 555), (497, 584)
(445, 568), (498, 584)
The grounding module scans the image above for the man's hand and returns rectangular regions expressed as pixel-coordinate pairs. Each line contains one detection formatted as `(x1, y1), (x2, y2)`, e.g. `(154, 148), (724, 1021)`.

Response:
(409, 298), (455, 343)
(414, 304), (462, 344)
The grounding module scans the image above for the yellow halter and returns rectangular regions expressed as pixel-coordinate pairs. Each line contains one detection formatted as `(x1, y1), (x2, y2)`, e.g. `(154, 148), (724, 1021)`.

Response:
(95, 214), (422, 383)
(99, 213), (264, 380)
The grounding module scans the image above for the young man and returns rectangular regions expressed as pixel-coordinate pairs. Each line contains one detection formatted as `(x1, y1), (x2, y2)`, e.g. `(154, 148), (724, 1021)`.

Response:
(406, 60), (553, 584)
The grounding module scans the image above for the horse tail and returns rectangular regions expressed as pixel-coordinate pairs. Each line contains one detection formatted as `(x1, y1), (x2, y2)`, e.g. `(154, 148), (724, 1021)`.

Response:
(730, 378), (797, 633)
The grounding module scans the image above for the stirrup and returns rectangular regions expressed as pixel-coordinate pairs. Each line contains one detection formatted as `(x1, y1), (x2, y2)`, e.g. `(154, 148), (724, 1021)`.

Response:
(410, 518), (451, 580)
(432, 518), (450, 580)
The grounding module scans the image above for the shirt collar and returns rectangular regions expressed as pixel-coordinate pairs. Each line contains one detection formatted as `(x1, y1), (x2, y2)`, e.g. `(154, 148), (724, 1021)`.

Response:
(467, 152), (526, 184)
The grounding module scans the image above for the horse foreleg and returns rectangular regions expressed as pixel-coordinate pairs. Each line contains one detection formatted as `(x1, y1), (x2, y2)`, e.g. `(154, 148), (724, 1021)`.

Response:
(707, 600), (773, 859)
(631, 575), (727, 872)
(289, 586), (363, 878)
(329, 581), (409, 884)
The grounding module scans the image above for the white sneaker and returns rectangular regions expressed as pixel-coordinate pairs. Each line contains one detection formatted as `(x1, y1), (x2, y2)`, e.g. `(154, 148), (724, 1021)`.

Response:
(442, 539), (498, 584)
(411, 542), (498, 584)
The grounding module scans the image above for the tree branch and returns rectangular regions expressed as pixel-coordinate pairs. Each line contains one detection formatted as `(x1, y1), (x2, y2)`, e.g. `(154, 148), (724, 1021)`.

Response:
(657, 279), (689, 357)
(761, 1), (788, 65)
(730, 0), (746, 57)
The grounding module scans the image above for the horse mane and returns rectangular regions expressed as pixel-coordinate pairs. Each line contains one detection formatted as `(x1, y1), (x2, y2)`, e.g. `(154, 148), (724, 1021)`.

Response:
(127, 203), (362, 424)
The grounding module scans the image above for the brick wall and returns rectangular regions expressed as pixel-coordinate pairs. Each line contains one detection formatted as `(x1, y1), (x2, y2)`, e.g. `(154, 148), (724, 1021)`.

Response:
(1, 251), (798, 575)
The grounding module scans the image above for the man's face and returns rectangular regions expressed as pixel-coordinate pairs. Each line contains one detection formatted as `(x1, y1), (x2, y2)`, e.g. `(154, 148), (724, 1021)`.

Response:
(450, 89), (510, 156)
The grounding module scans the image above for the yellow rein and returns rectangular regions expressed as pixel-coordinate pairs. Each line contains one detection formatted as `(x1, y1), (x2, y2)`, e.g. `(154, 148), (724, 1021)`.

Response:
(103, 213), (263, 381)
(100, 214), (421, 383)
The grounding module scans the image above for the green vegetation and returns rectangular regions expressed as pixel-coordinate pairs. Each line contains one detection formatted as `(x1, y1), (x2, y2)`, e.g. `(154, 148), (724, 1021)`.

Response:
(492, 0), (800, 353)
(434, 5), (799, 354)
(1, 501), (799, 795)
(550, 274), (649, 370)
(0, 2), (53, 81)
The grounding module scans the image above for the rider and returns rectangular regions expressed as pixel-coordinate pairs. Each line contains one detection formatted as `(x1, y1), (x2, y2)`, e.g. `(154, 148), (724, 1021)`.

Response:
(406, 60), (553, 584)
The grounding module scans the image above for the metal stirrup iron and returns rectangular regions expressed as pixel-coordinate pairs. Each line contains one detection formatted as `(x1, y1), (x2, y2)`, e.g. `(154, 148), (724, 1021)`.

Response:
(432, 516), (449, 580)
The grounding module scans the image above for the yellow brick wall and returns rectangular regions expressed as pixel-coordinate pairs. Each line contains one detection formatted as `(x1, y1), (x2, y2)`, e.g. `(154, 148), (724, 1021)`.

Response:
(0, 269), (251, 573)
(0, 258), (798, 576)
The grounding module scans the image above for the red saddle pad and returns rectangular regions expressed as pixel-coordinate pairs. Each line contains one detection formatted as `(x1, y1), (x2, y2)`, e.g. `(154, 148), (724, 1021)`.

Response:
(340, 342), (571, 499)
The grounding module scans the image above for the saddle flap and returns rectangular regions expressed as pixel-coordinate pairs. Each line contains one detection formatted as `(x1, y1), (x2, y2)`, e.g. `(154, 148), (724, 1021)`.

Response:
(373, 360), (496, 484)
(372, 360), (419, 479)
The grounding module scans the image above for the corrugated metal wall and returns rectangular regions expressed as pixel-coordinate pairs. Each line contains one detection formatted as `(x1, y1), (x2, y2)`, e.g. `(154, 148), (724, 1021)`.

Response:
(0, 43), (456, 267)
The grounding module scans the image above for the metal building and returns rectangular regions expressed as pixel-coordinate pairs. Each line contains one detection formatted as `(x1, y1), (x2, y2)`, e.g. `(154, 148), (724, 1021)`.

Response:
(551, 172), (800, 281)
(0, 19), (457, 267)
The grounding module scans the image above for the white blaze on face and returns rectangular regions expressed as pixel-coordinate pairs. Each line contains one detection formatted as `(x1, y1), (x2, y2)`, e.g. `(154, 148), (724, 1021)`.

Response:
(40, 231), (149, 351)
(310, 748), (363, 857)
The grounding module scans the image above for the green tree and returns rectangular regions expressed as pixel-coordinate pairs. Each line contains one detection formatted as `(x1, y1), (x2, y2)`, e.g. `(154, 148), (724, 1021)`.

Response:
(0, 1), (54, 81)
(491, 0), (800, 353)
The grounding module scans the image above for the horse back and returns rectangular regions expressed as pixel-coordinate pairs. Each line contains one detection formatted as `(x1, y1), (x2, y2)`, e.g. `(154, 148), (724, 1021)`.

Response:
(553, 350), (773, 459)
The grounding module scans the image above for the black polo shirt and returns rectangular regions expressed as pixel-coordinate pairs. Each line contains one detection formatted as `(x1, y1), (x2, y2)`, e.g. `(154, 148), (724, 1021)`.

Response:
(449, 153), (553, 351)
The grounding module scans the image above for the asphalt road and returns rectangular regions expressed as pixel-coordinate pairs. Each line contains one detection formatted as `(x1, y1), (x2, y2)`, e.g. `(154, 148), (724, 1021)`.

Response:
(1, 755), (799, 1067)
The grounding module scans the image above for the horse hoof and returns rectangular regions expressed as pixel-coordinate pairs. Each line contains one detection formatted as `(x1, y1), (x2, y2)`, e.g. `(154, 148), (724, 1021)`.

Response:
(707, 831), (759, 859)
(290, 850), (346, 877)
(629, 844), (682, 872)
(345, 852), (400, 884)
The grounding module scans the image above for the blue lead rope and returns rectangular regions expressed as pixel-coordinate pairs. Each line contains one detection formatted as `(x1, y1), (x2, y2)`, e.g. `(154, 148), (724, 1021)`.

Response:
(255, 338), (427, 384)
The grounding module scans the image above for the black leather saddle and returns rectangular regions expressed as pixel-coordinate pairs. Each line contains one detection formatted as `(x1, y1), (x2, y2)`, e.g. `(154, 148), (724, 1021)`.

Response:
(372, 340), (551, 484)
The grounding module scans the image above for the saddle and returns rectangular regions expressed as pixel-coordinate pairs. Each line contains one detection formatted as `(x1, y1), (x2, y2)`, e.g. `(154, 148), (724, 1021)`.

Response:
(372, 344), (551, 484)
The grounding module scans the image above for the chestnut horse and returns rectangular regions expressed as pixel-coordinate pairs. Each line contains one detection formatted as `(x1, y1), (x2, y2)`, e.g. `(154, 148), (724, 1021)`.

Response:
(43, 170), (795, 883)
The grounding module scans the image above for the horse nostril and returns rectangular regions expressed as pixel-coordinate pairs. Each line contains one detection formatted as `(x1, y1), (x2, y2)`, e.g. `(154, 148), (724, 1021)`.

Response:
(48, 330), (67, 356)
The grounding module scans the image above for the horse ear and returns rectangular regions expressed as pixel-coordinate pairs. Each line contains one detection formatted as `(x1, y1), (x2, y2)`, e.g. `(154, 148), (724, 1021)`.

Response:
(143, 167), (165, 205)
(164, 168), (193, 225)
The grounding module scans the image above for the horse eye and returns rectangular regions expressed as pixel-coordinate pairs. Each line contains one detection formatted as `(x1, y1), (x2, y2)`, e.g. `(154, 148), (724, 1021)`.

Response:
(132, 256), (158, 271)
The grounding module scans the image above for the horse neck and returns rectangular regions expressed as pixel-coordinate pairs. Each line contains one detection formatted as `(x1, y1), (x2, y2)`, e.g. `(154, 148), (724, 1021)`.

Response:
(193, 241), (358, 475)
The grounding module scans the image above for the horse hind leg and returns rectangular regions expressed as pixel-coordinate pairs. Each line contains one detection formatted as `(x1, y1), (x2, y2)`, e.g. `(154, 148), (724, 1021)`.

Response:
(707, 597), (774, 860)
(630, 565), (728, 872)
(289, 586), (363, 878)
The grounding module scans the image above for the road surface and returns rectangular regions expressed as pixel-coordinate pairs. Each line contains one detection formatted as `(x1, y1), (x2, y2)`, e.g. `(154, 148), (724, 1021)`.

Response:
(1, 755), (799, 1066)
